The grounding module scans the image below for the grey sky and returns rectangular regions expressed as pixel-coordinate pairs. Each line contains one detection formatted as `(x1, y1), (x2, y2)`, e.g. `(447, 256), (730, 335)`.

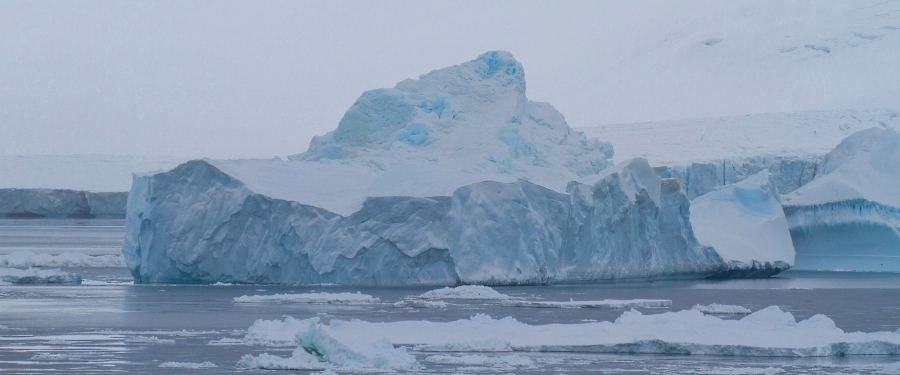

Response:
(2, 1), (895, 159)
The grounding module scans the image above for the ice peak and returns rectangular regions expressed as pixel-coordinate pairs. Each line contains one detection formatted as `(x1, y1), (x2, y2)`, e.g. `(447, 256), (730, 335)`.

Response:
(291, 51), (612, 179)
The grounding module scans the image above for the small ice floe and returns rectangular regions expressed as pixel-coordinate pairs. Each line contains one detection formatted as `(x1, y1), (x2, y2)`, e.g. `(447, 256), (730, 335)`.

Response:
(211, 281), (232, 286)
(124, 336), (175, 344)
(0, 267), (81, 285)
(0, 251), (126, 268)
(393, 299), (447, 309)
(693, 304), (753, 315)
(0, 324), (8, 330)
(502, 298), (671, 309)
(158, 361), (217, 369)
(696, 367), (785, 375)
(233, 292), (378, 304)
(208, 337), (244, 346)
(425, 354), (534, 368)
(80, 279), (134, 286)
(419, 285), (510, 300)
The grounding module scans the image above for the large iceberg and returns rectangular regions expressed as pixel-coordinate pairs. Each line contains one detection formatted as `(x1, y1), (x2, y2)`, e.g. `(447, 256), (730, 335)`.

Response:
(121, 51), (779, 285)
(783, 127), (900, 272)
(690, 171), (794, 277)
(0, 188), (127, 218)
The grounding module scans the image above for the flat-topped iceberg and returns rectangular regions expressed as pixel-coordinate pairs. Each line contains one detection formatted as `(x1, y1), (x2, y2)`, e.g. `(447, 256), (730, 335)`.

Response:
(783, 127), (900, 272)
(122, 51), (785, 285)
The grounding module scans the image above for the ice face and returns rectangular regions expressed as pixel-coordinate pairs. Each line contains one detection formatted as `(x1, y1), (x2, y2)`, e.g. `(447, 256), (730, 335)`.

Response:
(0, 189), (127, 218)
(782, 128), (900, 272)
(690, 171), (795, 276)
(121, 157), (728, 285)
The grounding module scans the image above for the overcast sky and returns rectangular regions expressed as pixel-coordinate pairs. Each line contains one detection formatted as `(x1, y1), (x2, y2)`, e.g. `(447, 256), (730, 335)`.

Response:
(2, 1), (895, 159)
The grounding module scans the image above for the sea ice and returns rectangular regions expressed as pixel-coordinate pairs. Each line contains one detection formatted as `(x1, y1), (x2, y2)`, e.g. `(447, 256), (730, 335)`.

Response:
(501, 299), (671, 309)
(0, 267), (81, 285)
(233, 292), (378, 304)
(238, 307), (900, 366)
(692, 304), (753, 314)
(419, 285), (510, 300)
(158, 361), (217, 368)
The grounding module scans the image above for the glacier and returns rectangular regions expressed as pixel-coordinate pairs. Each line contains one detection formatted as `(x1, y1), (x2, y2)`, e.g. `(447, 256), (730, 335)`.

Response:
(122, 51), (795, 285)
(689, 171), (794, 277)
(783, 127), (900, 272)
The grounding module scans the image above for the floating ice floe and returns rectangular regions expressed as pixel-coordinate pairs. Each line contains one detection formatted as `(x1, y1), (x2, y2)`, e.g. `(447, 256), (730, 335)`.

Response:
(393, 299), (448, 309)
(0, 251), (126, 268)
(419, 285), (510, 300)
(501, 298), (671, 309)
(0, 267), (81, 285)
(158, 361), (217, 369)
(233, 292), (378, 304)
(236, 306), (900, 371)
(424, 354), (534, 368)
(0, 324), (8, 330)
(693, 304), (753, 315)
(80, 279), (134, 286)
(124, 336), (175, 344)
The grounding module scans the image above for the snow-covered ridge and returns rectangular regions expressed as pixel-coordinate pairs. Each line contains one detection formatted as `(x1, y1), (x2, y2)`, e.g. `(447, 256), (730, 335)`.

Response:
(235, 306), (900, 371)
(0, 189), (127, 217)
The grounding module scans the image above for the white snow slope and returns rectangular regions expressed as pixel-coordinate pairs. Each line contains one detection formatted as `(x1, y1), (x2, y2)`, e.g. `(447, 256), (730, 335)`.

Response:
(690, 171), (795, 276)
(122, 52), (758, 285)
(783, 127), (900, 272)
(235, 307), (900, 371)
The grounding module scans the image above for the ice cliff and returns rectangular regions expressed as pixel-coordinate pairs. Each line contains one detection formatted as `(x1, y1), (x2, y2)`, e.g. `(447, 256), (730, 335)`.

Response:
(690, 171), (794, 277)
(783, 127), (900, 272)
(122, 51), (782, 285)
(0, 189), (127, 218)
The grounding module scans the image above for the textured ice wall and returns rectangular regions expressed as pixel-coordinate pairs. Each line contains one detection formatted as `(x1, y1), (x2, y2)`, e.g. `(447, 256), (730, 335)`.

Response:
(122, 158), (731, 285)
(690, 171), (794, 277)
(783, 128), (900, 272)
(0, 189), (127, 218)
(654, 155), (819, 200)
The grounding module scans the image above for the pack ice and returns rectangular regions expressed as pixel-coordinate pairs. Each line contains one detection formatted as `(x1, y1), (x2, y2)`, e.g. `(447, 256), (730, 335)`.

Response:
(783, 127), (900, 272)
(122, 51), (789, 285)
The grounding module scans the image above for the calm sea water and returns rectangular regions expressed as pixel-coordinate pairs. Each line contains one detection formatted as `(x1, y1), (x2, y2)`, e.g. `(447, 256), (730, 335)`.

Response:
(1, 218), (899, 374)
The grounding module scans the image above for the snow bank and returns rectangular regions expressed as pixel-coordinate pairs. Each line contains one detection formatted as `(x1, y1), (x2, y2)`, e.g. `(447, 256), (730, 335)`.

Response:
(419, 285), (509, 300)
(783, 128), (900, 272)
(690, 171), (795, 277)
(0, 189), (127, 217)
(693, 304), (753, 315)
(158, 361), (217, 369)
(233, 292), (378, 304)
(502, 299), (671, 309)
(0, 251), (125, 268)
(0, 267), (81, 285)
(238, 306), (900, 369)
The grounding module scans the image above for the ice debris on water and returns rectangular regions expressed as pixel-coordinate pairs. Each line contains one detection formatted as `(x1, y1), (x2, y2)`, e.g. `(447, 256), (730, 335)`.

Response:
(233, 292), (378, 304)
(158, 361), (217, 368)
(502, 299), (671, 309)
(419, 285), (510, 300)
(692, 304), (753, 315)
(0, 267), (81, 285)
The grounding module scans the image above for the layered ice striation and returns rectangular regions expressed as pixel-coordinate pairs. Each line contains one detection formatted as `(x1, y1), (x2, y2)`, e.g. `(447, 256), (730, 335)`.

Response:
(0, 189), (127, 218)
(121, 51), (762, 285)
(690, 171), (795, 277)
(783, 127), (900, 272)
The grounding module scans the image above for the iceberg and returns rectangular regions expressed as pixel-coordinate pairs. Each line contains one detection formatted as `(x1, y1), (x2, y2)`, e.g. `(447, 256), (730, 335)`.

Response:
(783, 127), (900, 272)
(123, 51), (738, 285)
(0, 188), (127, 218)
(689, 171), (795, 277)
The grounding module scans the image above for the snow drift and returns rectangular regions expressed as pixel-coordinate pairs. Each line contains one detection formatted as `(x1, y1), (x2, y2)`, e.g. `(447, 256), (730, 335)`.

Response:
(783, 127), (900, 272)
(121, 51), (790, 285)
